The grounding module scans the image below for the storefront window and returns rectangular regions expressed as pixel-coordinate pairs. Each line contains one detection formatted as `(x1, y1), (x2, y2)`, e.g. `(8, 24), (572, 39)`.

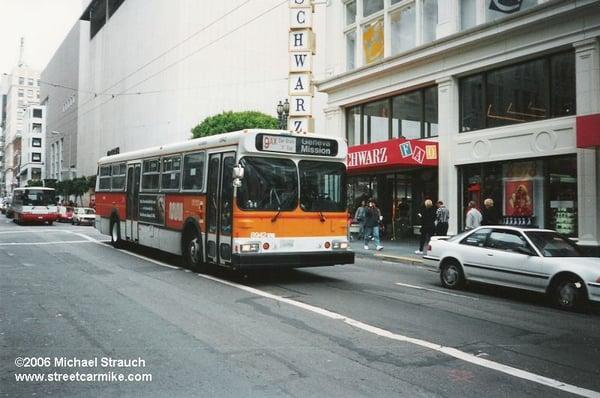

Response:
(424, 86), (438, 137)
(486, 59), (547, 129)
(346, 106), (361, 146)
(460, 52), (575, 132)
(390, 5), (416, 55)
(459, 155), (577, 236)
(392, 91), (422, 139)
(363, 99), (390, 143)
(346, 86), (438, 144)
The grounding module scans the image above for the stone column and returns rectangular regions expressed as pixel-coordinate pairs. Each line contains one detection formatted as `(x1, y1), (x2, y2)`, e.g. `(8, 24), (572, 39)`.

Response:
(574, 38), (600, 250)
(323, 106), (344, 139)
(436, 76), (460, 235)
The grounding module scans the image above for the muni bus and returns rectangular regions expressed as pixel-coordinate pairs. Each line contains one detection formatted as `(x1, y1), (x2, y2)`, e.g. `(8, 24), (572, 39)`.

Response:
(11, 187), (58, 225)
(95, 129), (354, 270)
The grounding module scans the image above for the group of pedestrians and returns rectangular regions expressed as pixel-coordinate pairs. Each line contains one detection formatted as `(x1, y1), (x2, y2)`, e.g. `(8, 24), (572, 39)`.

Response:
(354, 197), (500, 254)
(465, 198), (500, 230)
(354, 199), (384, 251)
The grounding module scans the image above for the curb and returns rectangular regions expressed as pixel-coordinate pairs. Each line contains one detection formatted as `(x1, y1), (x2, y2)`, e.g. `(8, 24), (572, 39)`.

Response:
(355, 252), (424, 265)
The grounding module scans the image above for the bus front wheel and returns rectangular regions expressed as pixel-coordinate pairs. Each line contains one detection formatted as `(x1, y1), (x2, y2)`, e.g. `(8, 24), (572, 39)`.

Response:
(183, 229), (205, 273)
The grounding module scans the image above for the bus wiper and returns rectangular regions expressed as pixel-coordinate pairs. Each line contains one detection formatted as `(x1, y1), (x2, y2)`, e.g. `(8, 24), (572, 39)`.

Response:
(271, 207), (282, 223)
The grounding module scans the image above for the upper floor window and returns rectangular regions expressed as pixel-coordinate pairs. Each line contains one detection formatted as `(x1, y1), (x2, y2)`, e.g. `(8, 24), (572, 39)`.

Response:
(344, 0), (439, 71)
(18, 77), (24, 85)
(33, 109), (43, 118)
(28, 78), (34, 86)
(460, 51), (576, 132)
(346, 85), (438, 146)
(32, 138), (42, 147)
(32, 153), (41, 162)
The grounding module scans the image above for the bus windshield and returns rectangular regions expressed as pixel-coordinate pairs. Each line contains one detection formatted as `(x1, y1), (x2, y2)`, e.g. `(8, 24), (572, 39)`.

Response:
(299, 161), (346, 212)
(237, 157), (298, 211)
(20, 189), (55, 206)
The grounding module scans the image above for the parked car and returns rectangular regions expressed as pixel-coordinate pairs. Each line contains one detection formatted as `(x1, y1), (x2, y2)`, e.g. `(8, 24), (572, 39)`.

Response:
(72, 207), (96, 225)
(0, 198), (6, 214)
(424, 226), (600, 311)
(5, 198), (14, 218)
(57, 206), (74, 223)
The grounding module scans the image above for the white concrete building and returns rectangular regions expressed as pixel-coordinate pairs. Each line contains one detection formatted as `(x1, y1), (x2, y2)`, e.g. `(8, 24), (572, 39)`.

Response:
(2, 66), (41, 193)
(316, 0), (600, 253)
(18, 105), (46, 186)
(75, 0), (328, 177)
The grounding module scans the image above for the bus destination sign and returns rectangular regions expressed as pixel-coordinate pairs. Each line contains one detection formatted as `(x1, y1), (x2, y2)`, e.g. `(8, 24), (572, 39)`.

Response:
(256, 134), (338, 157)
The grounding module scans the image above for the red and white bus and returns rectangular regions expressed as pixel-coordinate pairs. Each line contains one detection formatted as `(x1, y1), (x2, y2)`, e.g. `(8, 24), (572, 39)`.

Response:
(11, 187), (58, 225)
(95, 129), (354, 270)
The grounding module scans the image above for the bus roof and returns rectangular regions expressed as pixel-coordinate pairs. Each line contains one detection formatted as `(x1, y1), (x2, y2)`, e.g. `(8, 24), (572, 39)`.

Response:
(14, 187), (55, 191)
(98, 129), (348, 165)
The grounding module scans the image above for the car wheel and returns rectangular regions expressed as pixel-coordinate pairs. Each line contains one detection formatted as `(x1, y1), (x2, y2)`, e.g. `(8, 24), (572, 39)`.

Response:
(183, 229), (206, 273)
(440, 260), (465, 290)
(552, 276), (587, 311)
(110, 219), (123, 249)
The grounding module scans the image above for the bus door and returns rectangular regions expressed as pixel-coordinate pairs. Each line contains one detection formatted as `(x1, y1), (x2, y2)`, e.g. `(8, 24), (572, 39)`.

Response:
(206, 152), (235, 266)
(125, 163), (141, 241)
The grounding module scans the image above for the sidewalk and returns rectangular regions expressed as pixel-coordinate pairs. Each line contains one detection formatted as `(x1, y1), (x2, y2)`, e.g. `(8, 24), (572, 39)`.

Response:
(349, 237), (425, 265)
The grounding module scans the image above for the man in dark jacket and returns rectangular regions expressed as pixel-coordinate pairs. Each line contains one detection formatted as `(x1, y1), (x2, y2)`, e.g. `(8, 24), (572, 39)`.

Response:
(481, 198), (500, 225)
(416, 199), (436, 254)
(363, 199), (383, 251)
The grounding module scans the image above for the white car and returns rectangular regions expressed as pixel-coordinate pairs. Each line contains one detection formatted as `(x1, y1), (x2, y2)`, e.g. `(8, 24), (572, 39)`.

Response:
(72, 207), (96, 226)
(424, 226), (600, 311)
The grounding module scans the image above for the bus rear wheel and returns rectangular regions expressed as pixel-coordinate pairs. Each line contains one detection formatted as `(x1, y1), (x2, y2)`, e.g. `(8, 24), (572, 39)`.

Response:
(183, 229), (206, 273)
(110, 219), (123, 249)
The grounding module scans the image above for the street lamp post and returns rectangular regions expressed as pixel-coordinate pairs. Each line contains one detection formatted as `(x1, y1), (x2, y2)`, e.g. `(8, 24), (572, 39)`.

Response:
(276, 99), (290, 130)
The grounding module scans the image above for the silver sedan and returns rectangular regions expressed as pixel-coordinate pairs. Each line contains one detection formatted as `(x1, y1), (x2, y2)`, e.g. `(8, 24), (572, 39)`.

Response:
(424, 226), (600, 311)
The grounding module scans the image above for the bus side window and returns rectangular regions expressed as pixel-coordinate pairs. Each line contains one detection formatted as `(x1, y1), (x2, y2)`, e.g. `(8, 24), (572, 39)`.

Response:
(183, 152), (205, 191)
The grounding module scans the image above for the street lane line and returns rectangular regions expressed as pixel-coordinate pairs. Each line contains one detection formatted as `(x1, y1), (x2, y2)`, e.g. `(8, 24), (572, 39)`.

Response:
(395, 282), (478, 300)
(116, 248), (181, 270)
(0, 240), (101, 246)
(89, 236), (600, 398)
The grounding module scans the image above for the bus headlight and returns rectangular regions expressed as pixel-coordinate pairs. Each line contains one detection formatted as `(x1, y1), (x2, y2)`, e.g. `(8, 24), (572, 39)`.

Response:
(332, 241), (349, 250)
(240, 242), (260, 252)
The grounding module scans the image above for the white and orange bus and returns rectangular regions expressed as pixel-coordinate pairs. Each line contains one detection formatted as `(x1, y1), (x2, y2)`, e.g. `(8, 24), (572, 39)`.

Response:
(11, 187), (59, 225)
(95, 129), (354, 270)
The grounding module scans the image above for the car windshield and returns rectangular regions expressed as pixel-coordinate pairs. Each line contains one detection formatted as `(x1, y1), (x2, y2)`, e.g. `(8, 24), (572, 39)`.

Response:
(525, 231), (582, 257)
(84, 209), (95, 215)
(236, 157), (298, 211)
(299, 161), (346, 212)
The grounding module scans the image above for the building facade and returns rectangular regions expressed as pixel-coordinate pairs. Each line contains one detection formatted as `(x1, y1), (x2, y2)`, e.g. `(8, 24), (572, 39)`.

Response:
(317, 0), (600, 252)
(2, 66), (41, 193)
(41, 22), (88, 182)
(18, 106), (46, 186)
(73, 0), (327, 177)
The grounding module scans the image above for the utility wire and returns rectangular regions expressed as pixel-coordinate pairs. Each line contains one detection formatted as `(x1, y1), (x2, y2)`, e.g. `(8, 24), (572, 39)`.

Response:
(47, 0), (253, 131)
(49, 0), (288, 135)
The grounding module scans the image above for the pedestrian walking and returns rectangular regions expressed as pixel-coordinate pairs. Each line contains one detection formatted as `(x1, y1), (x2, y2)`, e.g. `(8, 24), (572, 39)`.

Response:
(415, 199), (436, 254)
(435, 200), (450, 236)
(354, 200), (367, 239)
(363, 199), (383, 251)
(465, 201), (482, 230)
(482, 198), (500, 226)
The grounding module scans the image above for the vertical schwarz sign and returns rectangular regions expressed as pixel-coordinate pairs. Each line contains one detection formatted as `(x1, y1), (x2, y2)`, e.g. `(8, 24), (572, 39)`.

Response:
(288, 0), (315, 133)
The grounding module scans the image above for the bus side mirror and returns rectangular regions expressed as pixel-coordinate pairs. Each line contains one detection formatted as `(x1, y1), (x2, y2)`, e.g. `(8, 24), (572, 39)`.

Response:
(233, 164), (244, 179)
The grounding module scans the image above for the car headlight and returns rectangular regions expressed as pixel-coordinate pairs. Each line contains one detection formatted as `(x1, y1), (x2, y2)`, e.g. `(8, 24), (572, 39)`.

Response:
(240, 242), (260, 253)
(332, 240), (349, 250)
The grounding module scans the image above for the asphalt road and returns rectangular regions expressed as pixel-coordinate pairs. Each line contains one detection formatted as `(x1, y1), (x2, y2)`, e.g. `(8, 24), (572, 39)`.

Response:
(1, 218), (599, 397)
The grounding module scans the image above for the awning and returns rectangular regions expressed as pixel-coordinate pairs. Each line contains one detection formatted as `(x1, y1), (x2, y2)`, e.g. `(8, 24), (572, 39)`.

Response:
(576, 114), (600, 148)
(347, 138), (438, 174)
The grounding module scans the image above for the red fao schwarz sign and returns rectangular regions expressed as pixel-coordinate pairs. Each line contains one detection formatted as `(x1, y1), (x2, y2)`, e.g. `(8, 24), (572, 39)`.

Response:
(347, 138), (438, 173)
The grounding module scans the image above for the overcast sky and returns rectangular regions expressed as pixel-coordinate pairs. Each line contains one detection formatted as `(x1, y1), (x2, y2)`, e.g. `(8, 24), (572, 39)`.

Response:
(0, 0), (85, 76)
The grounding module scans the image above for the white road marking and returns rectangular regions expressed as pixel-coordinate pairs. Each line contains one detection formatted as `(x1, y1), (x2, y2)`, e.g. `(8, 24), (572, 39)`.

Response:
(82, 235), (600, 398)
(395, 282), (478, 300)
(0, 240), (98, 246)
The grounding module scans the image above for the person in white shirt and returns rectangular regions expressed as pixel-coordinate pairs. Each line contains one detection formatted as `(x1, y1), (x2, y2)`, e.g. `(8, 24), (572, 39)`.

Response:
(465, 201), (482, 230)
